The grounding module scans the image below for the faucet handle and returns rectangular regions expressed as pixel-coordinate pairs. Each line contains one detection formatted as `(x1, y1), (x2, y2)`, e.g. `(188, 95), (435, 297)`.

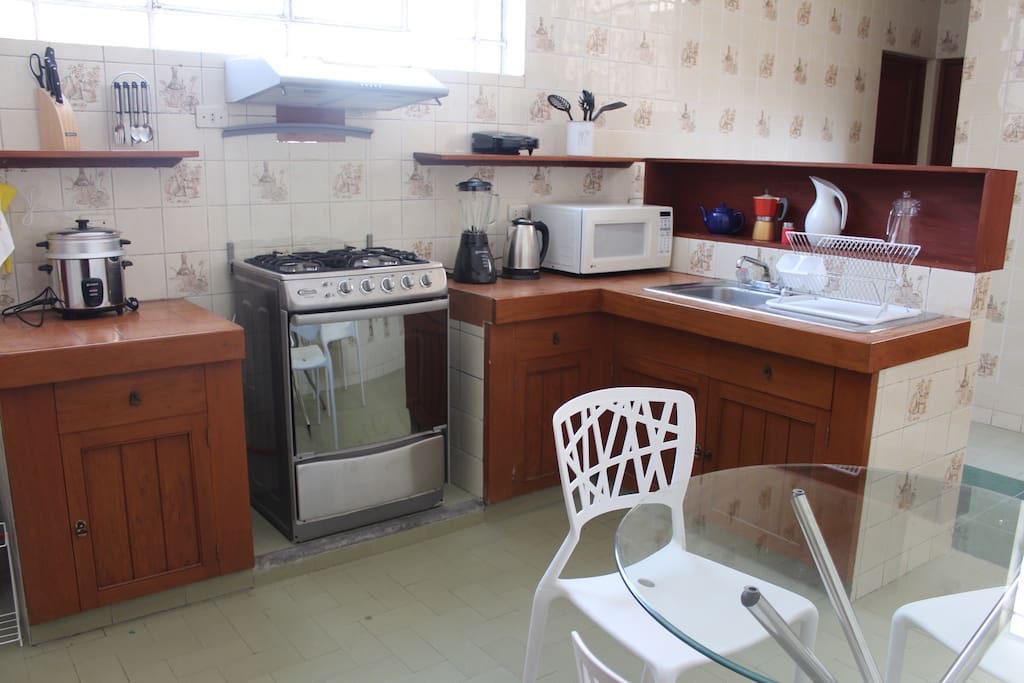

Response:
(736, 265), (753, 284)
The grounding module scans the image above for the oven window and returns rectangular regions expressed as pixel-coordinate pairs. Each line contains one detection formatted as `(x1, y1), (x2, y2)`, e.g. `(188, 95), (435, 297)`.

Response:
(593, 221), (645, 258)
(289, 308), (447, 457)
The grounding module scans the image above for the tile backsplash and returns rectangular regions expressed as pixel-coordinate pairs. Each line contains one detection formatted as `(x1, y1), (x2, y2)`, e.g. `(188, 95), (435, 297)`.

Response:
(0, 0), (954, 317)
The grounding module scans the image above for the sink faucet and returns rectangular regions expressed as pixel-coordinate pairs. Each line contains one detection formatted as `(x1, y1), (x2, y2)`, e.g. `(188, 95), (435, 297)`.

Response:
(736, 256), (772, 286)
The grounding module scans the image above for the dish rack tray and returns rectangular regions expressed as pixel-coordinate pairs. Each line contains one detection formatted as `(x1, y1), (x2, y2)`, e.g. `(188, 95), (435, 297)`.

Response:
(0, 522), (23, 647)
(783, 233), (920, 307)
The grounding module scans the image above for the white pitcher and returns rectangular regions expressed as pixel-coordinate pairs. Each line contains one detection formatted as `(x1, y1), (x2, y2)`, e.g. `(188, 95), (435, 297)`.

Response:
(804, 176), (848, 236)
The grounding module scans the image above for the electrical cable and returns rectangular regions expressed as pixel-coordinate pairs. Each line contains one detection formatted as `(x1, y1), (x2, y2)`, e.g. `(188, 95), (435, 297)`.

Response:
(1, 286), (62, 327)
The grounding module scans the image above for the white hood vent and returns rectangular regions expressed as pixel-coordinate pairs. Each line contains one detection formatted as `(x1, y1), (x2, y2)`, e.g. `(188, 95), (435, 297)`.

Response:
(224, 57), (448, 110)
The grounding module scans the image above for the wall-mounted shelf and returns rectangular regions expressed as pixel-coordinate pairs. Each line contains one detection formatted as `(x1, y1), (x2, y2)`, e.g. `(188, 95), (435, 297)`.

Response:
(413, 153), (638, 168)
(644, 158), (1016, 273)
(0, 150), (199, 169)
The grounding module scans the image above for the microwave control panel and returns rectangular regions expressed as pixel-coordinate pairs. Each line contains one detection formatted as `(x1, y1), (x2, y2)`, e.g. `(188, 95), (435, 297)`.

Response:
(658, 208), (673, 254)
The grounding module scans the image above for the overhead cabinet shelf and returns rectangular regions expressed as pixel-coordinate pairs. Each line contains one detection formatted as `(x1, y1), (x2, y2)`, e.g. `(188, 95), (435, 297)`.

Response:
(0, 150), (198, 168)
(413, 153), (639, 168)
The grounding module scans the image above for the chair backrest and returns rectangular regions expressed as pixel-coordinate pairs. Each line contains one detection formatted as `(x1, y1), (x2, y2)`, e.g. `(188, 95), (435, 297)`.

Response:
(552, 387), (696, 532)
(291, 324), (321, 344)
(571, 630), (629, 683)
(321, 321), (359, 346)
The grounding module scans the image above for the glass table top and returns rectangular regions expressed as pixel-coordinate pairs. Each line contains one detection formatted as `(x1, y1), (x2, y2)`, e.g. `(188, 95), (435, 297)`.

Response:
(613, 464), (1023, 682)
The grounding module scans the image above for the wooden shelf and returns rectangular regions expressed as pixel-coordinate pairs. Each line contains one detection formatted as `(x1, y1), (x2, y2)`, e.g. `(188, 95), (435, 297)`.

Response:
(644, 158), (1017, 273)
(413, 152), (638, 168)
(0, 150), (199, 169)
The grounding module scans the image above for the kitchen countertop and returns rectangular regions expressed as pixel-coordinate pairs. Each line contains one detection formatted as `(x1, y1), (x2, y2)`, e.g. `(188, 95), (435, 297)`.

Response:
(448, 271), (970, 374)
(0, 299), (244, 389)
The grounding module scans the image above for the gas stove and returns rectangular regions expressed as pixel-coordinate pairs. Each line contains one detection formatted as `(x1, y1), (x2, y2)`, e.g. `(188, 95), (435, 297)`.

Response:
(232, 247), (447, 312)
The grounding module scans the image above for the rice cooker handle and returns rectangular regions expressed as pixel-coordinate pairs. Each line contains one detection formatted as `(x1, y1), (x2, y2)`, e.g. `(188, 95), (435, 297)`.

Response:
(37, 264), (52, 273)
(35, 241), (49, 248)
(121, 260), (133, 268)
(120, 239), (132, 246)
(75, 219), (90, 230)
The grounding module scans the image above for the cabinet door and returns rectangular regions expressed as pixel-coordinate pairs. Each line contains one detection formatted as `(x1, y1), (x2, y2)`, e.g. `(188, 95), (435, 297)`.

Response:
(60, 413), (218, 610)
(486, 314), (611, 502)
(704, 380), (828, 473)
(612, 355), (709, 476)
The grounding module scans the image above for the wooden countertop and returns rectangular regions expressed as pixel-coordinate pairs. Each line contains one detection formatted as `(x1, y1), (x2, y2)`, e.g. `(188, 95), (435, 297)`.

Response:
(449, 271), (970, 374)
(0, 299), (244, 389)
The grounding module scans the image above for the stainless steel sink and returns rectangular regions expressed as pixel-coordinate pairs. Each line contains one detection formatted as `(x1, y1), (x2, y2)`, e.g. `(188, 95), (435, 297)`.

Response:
(643, 280), (937, 333)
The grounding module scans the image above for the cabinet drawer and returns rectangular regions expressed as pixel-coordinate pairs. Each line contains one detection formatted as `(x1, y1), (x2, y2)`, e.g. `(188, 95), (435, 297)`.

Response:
(709, 343), (834, 409)
(511, 314), (603, 355)
(55, 366), (206, 433)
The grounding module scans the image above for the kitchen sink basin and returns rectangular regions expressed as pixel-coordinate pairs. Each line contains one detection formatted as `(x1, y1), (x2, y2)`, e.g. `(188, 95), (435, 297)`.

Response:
(643, 280), (938, 333)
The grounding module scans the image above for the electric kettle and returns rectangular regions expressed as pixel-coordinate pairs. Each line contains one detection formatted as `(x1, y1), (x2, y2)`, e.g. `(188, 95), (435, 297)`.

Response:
(502, 218), (549, 279)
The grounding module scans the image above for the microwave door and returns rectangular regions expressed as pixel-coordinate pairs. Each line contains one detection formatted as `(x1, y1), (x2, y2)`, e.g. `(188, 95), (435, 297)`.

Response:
(583, 214), (653, 272)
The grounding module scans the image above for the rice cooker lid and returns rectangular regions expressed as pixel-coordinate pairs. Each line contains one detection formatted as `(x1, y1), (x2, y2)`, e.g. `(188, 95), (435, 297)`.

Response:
(43, 219), (126, 258)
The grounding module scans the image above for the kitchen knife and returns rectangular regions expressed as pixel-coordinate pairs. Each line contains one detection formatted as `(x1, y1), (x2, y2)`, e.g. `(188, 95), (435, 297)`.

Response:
(49, 62), (63, 104)
(42, 52), (54, 98)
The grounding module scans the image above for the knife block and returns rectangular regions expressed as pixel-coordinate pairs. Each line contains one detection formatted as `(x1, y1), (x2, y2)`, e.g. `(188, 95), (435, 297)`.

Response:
(36, 88), (80, 151)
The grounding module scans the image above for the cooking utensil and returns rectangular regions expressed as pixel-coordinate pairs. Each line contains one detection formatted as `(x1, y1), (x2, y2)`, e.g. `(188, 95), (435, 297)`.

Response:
(35, 218), (134, 317)
(125, 80), (140, 143)
(578, 90), (594, 121)
(28, 53), (46, 89)
(502, 218), (549, 280)
(113, 81), (125, 145)
(137, 82), (153, 142)
(547, 94), (573, 121)
(591, 101), (626, 121)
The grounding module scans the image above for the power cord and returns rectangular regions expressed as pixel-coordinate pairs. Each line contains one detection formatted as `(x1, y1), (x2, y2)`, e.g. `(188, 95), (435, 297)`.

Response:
(1, 286), (62, 327)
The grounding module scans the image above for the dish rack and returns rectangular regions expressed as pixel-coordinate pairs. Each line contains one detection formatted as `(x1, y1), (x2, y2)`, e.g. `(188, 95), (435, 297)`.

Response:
(771, 233), (922, 325)
(0, 522), (23, 647)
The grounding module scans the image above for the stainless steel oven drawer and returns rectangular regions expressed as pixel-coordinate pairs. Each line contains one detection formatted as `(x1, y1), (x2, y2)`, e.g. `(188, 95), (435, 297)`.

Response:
(295, 435), (444, 522)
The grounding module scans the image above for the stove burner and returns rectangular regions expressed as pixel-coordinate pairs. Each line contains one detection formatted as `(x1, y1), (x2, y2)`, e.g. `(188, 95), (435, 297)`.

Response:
(246, 247), (426, 274)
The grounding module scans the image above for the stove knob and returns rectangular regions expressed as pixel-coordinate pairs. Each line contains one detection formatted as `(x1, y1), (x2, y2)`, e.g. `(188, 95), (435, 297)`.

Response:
(338, 280), (353, 295)
(420, 273), (433, 288)
(400, 274), (415, 290)
(381, 277), (395, 292)
(360, 278), (375, 293)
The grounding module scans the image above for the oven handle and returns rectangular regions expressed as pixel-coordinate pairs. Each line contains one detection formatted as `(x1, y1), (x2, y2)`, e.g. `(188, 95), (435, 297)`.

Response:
(290, 298), (448, 326)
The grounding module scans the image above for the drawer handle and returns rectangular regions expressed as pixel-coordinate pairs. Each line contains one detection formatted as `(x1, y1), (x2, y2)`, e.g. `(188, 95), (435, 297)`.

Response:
(552, 332), (560, 345)
(73, 520), (88, 537)
(762, 364), (773, 380)
(129, 390), (142, 406)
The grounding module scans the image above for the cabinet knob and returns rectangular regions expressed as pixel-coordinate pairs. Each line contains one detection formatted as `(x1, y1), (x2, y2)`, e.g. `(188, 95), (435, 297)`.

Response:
(694, 444), (702, 458)
(762, 364), (773, 380)
(73, 520), (88, 537)
(552, 332), (560, 345)
(129, 390), (142, 406)
(703, 448), (713, 461)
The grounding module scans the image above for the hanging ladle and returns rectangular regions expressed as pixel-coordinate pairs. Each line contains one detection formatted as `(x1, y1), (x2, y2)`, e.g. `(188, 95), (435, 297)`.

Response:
(547, 94), (573, 121)
(592, 101), (627, 122)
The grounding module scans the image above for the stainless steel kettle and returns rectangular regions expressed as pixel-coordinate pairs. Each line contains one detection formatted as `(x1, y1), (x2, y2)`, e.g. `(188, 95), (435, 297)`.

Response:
(502, 218), (549, 279)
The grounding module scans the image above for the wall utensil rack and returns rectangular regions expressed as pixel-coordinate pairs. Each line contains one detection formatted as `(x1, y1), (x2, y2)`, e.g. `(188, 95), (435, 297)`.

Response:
(0, 522), (23, 646)
(109, 71), (155, 147)
(768, 233), (923, 325)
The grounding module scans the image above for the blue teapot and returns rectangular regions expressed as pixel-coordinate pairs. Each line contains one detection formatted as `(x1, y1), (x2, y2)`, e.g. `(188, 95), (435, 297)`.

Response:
(700, 203), (745, 235)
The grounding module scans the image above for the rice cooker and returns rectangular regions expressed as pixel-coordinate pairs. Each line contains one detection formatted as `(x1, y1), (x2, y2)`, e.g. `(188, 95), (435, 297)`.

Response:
(36, 219), (137, 317)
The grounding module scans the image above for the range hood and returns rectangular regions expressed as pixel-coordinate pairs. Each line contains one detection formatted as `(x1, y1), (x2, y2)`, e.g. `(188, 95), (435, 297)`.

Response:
(224, 57), (448, 110)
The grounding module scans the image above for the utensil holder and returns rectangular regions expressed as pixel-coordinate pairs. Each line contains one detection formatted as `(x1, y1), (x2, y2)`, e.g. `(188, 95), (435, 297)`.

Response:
(36, 88), (80, 151)
(109, 71), (154, 147)
(566, 121), (595, 156)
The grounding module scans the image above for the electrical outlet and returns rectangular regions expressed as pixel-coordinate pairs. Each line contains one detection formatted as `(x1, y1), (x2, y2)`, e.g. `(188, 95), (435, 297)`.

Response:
(195, 105), (227, 128)
(508, 204), (530, 222)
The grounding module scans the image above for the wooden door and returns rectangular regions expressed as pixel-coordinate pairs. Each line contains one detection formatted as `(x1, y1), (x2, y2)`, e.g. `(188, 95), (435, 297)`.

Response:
(60, 413), (218, 610)
(929, 58), (964, 166)
(612, 355), (709, 476)
(485, 314), (611, 502)
(873, 52), (927, 164)
(704, 380), (828, 473)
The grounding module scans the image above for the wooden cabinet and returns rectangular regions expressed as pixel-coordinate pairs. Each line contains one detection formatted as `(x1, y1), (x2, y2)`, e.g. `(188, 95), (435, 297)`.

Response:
(485, 314), (612, 502)
(0, 361), (252, 624)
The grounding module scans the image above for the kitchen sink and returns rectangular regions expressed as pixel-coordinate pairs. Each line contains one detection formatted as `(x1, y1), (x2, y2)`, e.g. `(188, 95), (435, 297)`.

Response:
(643, 280), (938, 333)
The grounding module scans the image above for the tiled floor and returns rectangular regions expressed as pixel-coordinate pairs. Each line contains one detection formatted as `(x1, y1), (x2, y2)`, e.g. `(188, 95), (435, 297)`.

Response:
(0, 421), (1020, 682)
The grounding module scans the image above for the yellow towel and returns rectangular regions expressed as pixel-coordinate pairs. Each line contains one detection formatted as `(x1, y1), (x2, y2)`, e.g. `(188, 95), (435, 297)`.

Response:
(0, 182), (16, 273)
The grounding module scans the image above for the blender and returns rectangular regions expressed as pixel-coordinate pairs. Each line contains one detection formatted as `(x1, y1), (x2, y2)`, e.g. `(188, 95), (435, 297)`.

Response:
(453, 177), (498, 284)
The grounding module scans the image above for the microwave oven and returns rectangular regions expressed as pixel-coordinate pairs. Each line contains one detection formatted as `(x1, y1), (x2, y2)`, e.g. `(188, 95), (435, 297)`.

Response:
(529, 202), (673, 275)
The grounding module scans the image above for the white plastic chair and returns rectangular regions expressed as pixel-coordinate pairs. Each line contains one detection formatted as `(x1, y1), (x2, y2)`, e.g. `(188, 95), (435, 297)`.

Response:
(290, 324), (338, 449)
(885, 586), (1021, 682)
(320, 321), (365, 406)
(572, 631), (629, 683)
(522, 387), (819, 683)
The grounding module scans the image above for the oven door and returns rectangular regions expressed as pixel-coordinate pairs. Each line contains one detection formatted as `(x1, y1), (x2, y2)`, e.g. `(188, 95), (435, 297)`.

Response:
(288, 298), (448, 460)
